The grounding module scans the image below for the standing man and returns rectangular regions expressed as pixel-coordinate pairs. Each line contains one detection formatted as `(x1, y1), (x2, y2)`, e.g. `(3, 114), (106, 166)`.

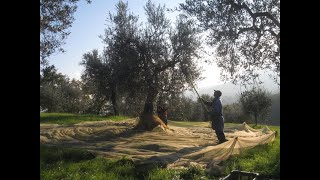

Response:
(200, 90), (228, 144)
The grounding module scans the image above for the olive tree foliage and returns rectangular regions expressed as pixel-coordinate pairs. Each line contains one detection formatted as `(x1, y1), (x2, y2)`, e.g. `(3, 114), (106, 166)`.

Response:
(81, 1), (142, 116)
(101, 1), (142, 115)
(40, 65), (66, 112)
(179, 0), (280, 85)
(59, 79), (90, 113)
(137, 0), (202, 115)
(80, 0), (202, 122)
(239, 87), (272, 125)
(40, 0), (92, 66)
(80, 50), (114, 115)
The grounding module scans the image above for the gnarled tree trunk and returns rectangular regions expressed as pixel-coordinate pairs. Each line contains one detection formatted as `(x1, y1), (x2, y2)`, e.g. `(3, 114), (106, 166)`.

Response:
(136, 87), (169, 130)
(143, 88), (158, 114)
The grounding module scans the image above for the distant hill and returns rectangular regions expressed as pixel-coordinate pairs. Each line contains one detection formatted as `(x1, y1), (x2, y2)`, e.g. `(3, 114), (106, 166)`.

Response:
(267, 92), (280, 125)
(185, 83), (240, 104)
(184, 82), (280, 105)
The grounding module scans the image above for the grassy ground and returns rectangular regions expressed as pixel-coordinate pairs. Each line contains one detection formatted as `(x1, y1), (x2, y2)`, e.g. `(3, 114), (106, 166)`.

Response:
(223, 125), (280, 178)
(168, 120), (209, 127)
(40, 144), (214, 180)
(41, 145), (137, 180)
(40, 113), (279, 179)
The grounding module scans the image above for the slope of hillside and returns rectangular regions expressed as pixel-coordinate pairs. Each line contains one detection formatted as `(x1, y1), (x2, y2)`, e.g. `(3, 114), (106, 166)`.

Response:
(184, 83), (280, 125)
(184, 82), (280, 105)
(268, 93), (280, 125)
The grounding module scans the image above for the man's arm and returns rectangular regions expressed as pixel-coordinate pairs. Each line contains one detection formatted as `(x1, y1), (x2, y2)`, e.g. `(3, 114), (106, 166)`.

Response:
(200, 98), (212, 106)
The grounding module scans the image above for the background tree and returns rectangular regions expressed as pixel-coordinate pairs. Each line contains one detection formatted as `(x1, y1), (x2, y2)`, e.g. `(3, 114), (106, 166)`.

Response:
(40, 0), (92, 66)
(167, 95), (193, 121)
(40, 65), (88, 113)
(118, 94), (146, 117)
(40, 65), (67, 112)
(59, 79), (89, 113)
(179, 0), (280, 85)
(81, 1), (142, 116)
(98, 0), (202, 129)
(223, 103), (249, 123)
(239, 87), (272, 125)
(118, 0), (203, 130)
(80, 49), (115, 115)
(101, 1), (142, 116)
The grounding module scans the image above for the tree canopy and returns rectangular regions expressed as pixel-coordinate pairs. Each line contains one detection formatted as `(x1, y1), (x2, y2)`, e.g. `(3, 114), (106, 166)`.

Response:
(40, 0), (91, 66)
(179, 0), (280, 85)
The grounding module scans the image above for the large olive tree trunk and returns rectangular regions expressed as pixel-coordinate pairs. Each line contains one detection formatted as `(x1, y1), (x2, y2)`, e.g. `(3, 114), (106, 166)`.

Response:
(136, 88), (169, 130)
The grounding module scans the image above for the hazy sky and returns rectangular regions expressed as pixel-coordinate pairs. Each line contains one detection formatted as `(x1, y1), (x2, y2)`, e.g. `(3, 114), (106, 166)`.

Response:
(47, 0), (278, 89)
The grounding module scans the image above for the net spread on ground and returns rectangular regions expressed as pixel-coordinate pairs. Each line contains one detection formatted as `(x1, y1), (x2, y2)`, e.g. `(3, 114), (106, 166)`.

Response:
(40, 120), (276, 168)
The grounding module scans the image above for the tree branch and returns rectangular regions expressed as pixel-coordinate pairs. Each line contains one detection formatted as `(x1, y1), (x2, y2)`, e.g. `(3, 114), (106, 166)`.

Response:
(255, 12), (280, 28)
(237, 26), (255, 38)
(156, 58), (180, 73)
(229, 0), (280, 28)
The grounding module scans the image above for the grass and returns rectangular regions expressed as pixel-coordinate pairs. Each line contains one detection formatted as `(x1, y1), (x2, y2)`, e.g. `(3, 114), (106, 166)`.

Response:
(40, 145), (185, 180)
(223, 125), (280, 178)
(40, 145), (207, 180)
(40, 113), (132, 125)
(168, 120), (209, 127)
(40, 145), (137, 180)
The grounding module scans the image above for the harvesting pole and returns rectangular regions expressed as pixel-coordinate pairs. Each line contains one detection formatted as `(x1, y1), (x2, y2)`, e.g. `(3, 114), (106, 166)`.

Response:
(181, 66), (209, 113)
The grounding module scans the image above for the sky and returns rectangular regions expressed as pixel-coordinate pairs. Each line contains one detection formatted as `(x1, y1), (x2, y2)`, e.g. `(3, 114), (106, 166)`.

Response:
(48, 0), (278, 90)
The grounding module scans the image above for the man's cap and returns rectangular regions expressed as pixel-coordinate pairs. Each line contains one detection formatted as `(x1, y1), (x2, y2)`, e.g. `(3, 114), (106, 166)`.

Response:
(214, 90), (222, 97)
